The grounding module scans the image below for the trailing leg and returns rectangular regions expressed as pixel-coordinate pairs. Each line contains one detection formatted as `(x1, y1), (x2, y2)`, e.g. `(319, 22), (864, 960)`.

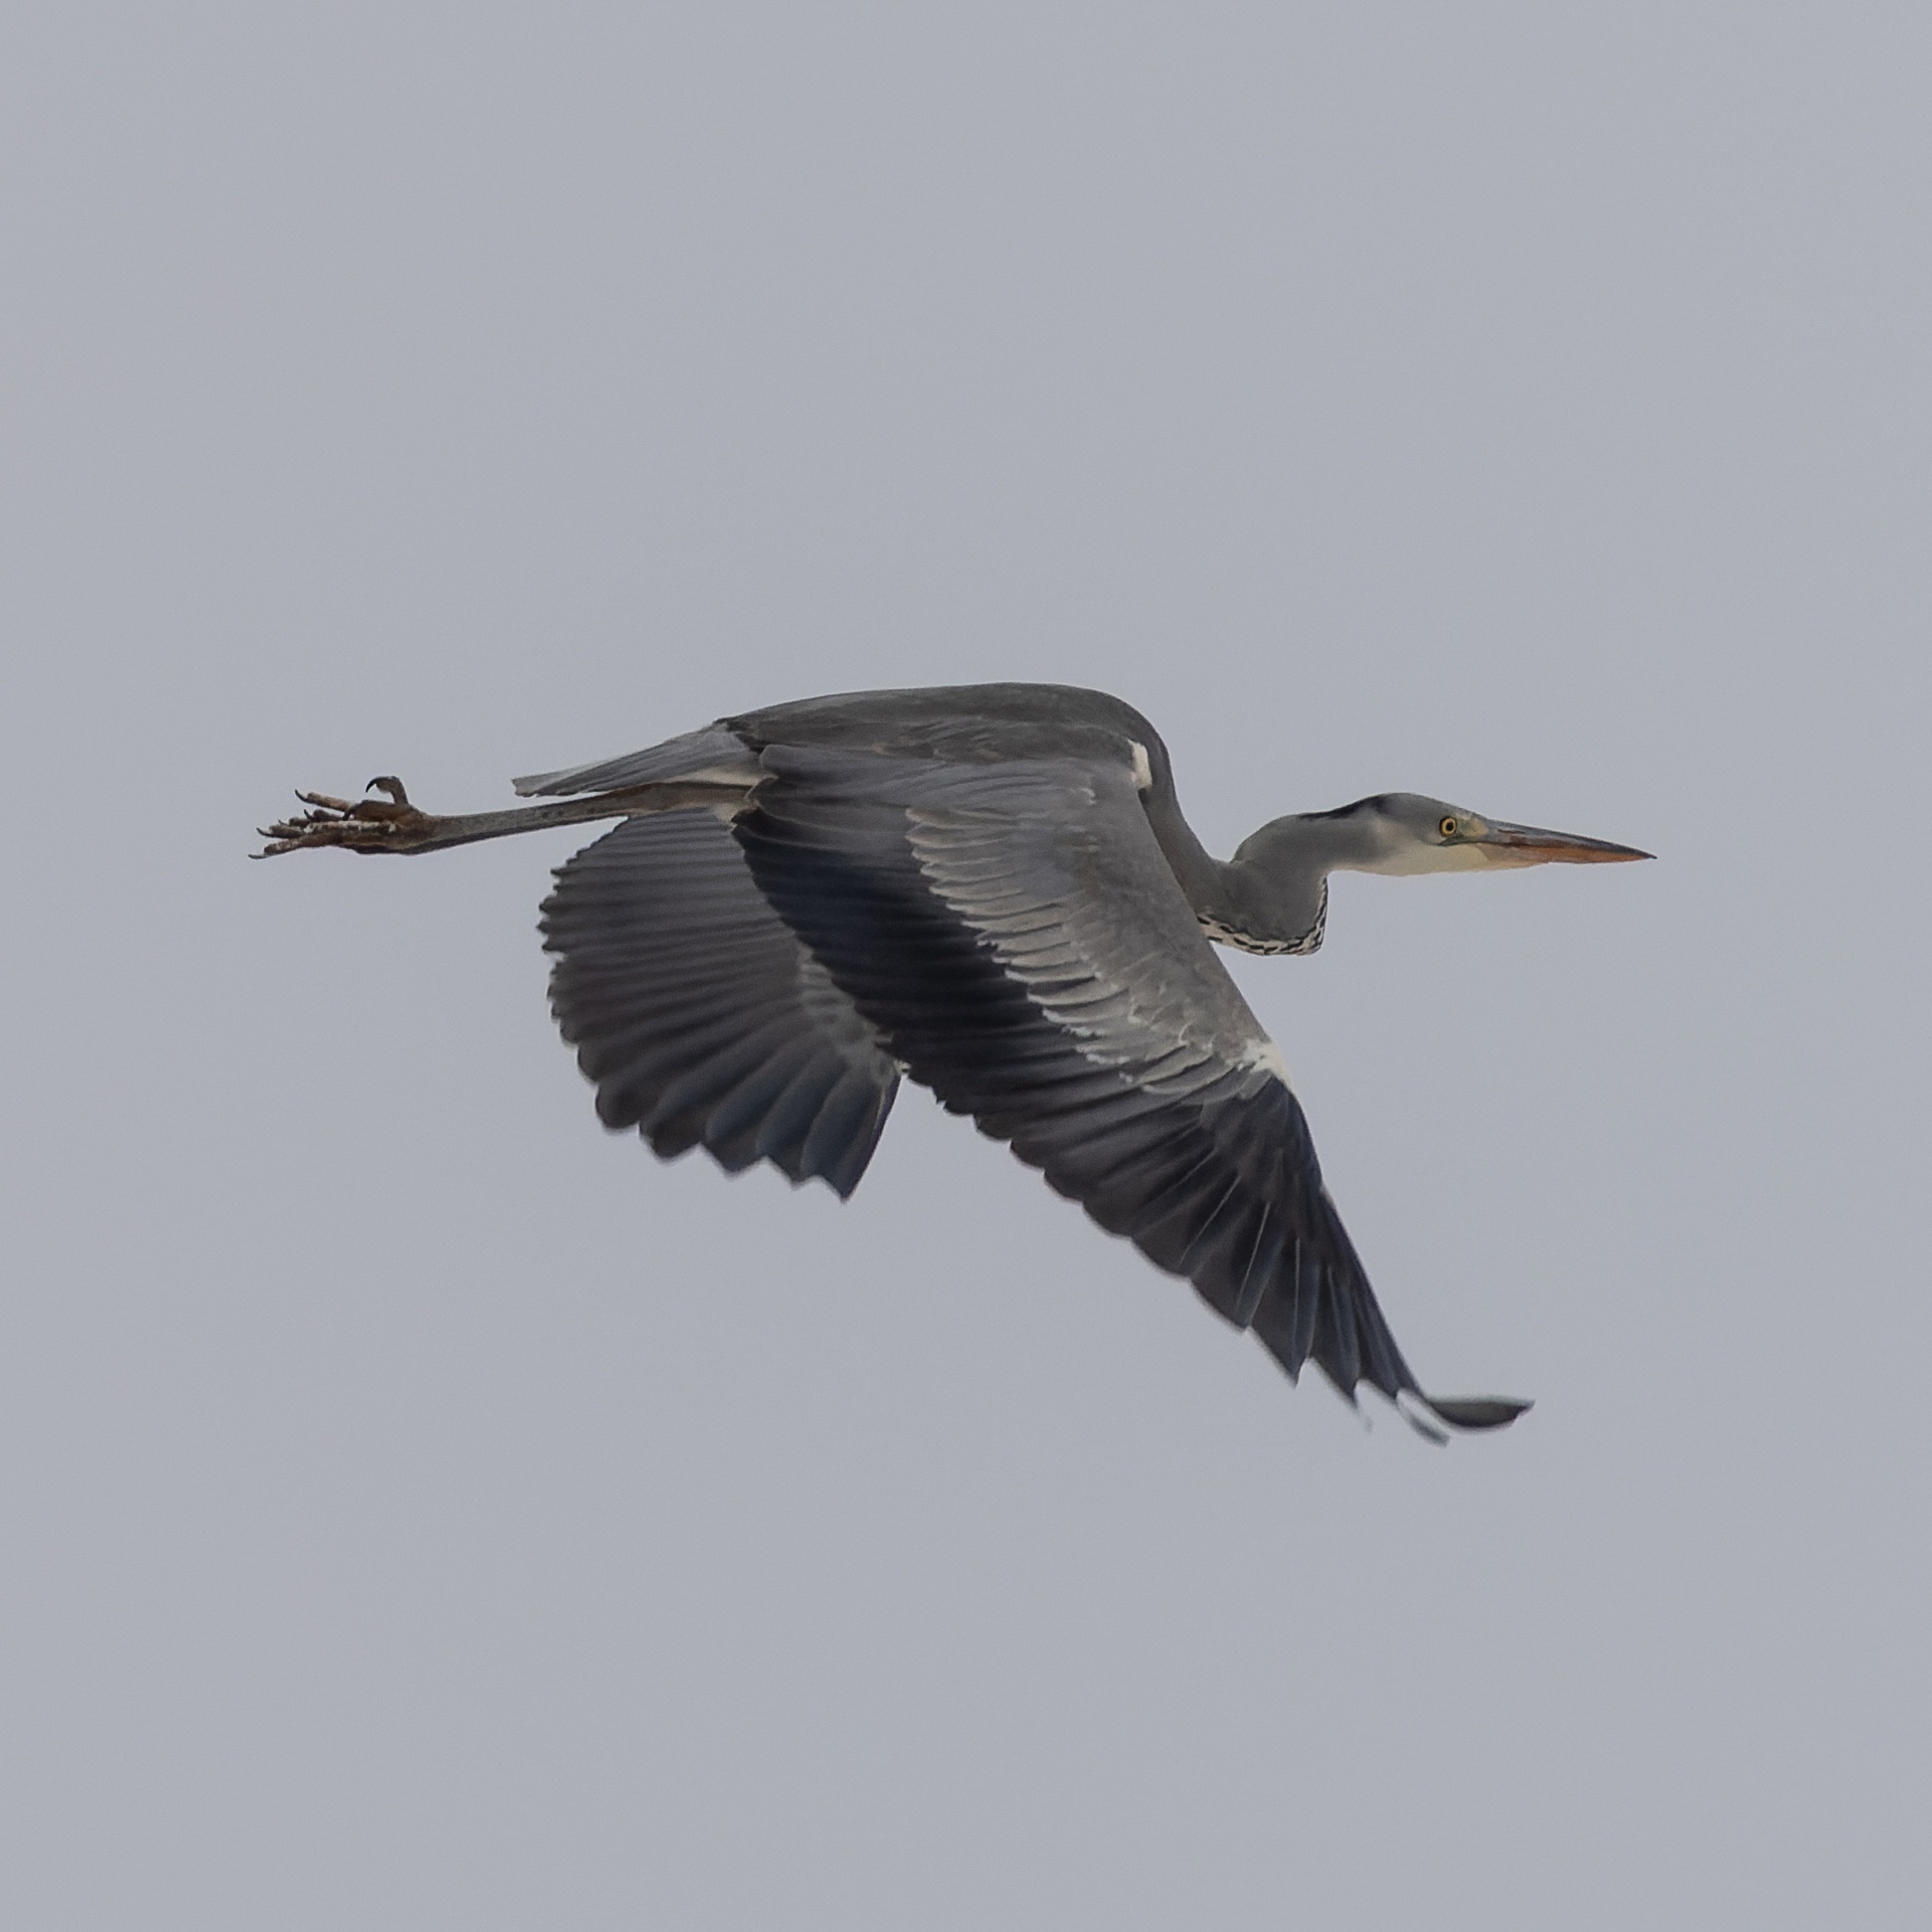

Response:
(254, 776), (751, 857)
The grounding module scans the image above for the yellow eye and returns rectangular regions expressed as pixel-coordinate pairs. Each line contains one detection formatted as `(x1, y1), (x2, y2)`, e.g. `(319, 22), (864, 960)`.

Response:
(1439, 816), (1458, 839)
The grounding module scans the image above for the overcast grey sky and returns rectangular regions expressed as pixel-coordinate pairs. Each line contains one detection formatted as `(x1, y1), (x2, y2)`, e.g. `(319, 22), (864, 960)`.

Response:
(4, 5), (1928, 1927)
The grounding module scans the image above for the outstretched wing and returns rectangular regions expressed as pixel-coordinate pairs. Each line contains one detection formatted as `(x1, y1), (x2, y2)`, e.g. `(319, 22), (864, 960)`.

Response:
(735, 745), (1524, 1435)
(541, 807), (899, 1198)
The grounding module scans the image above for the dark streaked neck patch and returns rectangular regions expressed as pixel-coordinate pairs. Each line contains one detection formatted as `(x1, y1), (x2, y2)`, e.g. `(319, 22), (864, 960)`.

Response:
(1198, 879), (1328, 957)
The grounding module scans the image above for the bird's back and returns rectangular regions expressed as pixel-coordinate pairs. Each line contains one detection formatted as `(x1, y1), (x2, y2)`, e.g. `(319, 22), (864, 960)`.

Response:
(514, 682), (1178, 808)
(724, 681), (1170, 776)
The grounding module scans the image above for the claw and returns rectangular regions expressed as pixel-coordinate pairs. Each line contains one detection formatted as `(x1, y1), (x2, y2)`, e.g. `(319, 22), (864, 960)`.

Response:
(252, 776), (439, 857)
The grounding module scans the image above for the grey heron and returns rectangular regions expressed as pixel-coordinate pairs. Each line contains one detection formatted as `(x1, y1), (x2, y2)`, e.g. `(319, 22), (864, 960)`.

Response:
(260, 682), (1649, 1440)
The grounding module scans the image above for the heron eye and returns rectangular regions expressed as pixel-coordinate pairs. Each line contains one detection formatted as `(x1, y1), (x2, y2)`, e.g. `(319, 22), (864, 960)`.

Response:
(1439, 816), (1458, 839)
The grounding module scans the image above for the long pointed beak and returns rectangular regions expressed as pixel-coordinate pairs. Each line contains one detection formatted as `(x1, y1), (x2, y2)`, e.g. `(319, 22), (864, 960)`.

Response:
(1474, 821), (1653, 867)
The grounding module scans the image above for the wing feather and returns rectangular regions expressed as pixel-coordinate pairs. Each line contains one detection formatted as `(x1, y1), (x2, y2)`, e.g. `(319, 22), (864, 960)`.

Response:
(734, 746), (1522, 1431)
(541, 808), (899, 1196)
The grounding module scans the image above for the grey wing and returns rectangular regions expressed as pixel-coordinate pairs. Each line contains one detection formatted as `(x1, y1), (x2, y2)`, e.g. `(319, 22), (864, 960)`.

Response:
(541, 807), (899, 1198)
(736, 746), (1526, 1435)
(514, 725), (761, 799)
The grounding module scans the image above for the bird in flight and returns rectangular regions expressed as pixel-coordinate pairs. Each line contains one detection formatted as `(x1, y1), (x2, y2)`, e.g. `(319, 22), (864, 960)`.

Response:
(259, 682), (1648, 1440)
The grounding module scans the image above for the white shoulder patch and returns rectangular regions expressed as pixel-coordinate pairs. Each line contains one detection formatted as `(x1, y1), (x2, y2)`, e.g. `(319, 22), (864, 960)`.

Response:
(1128, 740), (1154, 792)
(1242, 1037), (1292, 1084)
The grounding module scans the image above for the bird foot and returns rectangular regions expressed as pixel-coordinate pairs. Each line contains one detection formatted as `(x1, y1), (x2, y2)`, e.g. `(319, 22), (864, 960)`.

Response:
(254, 777), (443, 857)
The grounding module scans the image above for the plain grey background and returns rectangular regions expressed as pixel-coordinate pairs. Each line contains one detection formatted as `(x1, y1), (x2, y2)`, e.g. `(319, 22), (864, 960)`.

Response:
(4, 4), (1927, 1926)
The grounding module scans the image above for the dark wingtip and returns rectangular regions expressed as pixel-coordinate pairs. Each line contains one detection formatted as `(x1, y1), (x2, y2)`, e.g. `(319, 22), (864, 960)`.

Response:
(1424, 1395), (1534, 1431)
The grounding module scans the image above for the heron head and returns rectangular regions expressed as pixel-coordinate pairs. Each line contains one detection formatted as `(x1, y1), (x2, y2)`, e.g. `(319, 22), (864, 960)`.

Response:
(1321, 793), (1652, 876)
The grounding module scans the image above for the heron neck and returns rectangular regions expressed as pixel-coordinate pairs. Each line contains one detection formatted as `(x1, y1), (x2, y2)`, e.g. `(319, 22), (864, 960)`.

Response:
(1210, 812), (1387, 951)
(1210, 855), (1330, 952)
